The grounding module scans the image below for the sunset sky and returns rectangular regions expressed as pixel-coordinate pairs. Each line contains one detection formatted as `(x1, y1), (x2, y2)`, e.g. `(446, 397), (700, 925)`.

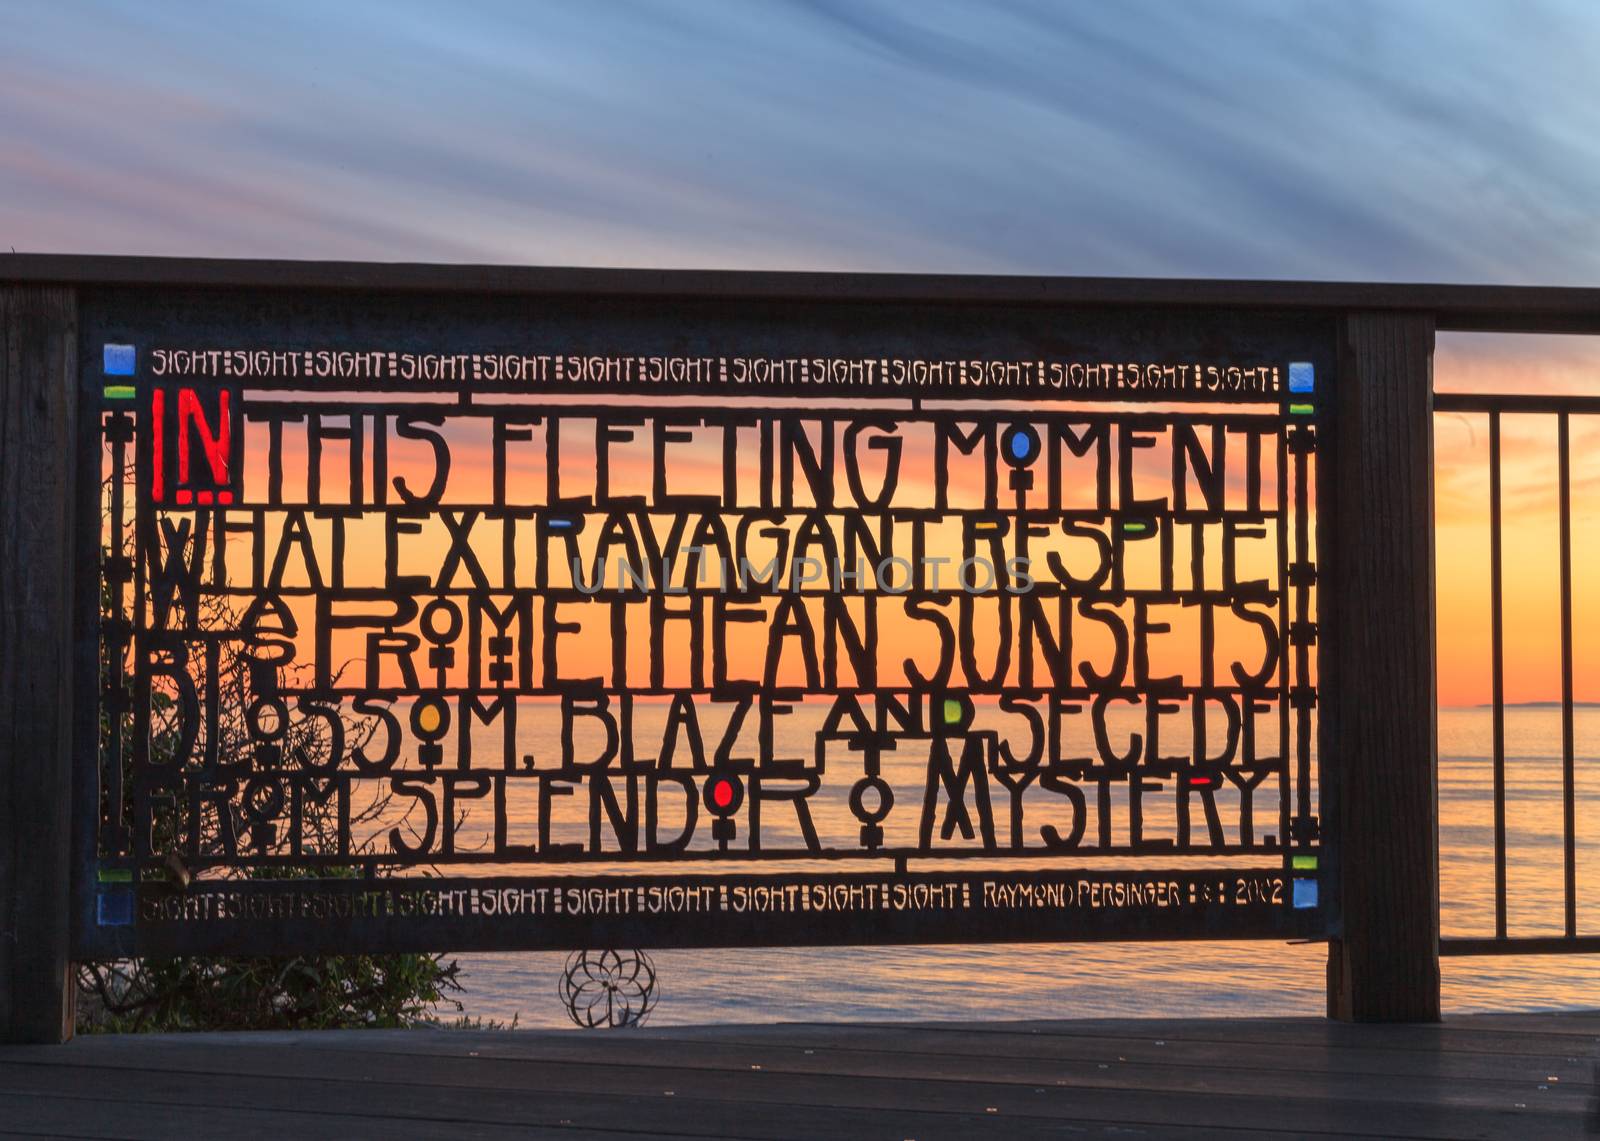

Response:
(12, 1), (1600, 707)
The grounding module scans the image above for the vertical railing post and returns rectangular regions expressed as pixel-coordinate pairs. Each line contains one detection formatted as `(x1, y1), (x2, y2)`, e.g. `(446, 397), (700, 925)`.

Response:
(0, 286), (79, 1043)
(1324, 311), (1440, 1022)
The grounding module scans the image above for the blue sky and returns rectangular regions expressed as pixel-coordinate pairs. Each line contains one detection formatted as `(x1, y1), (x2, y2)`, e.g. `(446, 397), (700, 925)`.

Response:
(3, 0), (1597, 281)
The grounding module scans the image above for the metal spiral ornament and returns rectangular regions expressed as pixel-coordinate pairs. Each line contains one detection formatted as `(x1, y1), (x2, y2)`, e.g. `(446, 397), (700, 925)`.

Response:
(559, 949), (659, 1028)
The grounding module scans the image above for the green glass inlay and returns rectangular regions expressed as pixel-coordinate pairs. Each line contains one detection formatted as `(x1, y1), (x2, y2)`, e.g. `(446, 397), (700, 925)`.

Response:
(1288, 402), (1315, 416)
(1121, 521), (1149, 534)
(1291, 854), (1318, 871)
(942, 698), (963, 725)
(96, 866), (133, 883)
(103, 384), (136, 401)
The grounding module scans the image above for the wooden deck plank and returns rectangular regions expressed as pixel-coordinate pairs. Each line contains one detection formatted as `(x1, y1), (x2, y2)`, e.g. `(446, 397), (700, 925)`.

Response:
(869, 1012), (1600, 1040)
(0, 1092), (698, 1141)
(9, 1034), (1587, 1114)
(0, 1015), (1591, 1140)
(1439, 1011), (1600, 1036)
(71, 1009), (1600, 1055)
(0, 1050), (1583, 1139)
(0, 1082), (1321, 1141)
(866, 1015), (1600, 1054)
(198, 1018), (1594, 1081)
(40, 1025), (1587, 1088)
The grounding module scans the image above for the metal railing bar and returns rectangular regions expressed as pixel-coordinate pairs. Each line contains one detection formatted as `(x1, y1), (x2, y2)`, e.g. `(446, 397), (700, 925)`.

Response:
(1277, 428), (1293, 835)
(1559, 412), (1577, 938)
(1435, 393), (1600, 414)
(1440, 936), (1600, 957)
(1489, 410), (1508, 940)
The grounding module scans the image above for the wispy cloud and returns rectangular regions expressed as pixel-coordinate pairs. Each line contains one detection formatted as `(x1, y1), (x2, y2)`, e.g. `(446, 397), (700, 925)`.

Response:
(3, 0), (1597, 278)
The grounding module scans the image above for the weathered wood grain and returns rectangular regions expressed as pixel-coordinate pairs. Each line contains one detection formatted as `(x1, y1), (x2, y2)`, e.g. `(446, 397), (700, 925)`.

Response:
(0, 1014), (1590, 1139)
(0, 287), (78, 1044)
(1325, 312), (1440, 1022)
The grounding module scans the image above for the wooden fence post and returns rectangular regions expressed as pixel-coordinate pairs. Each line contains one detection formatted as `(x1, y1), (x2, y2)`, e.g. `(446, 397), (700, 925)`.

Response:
(0, 287), (79, 1043)
(1325, 311), (1440, 1022)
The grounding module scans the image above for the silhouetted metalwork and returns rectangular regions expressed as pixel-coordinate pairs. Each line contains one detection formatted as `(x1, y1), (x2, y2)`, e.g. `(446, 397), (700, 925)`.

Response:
(559, 949), (658, 1028)
(80, 285), (1326, 957)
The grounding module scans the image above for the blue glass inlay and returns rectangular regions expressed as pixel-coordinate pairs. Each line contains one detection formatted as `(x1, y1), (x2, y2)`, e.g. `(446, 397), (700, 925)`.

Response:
(1288, 361), (1315, 393)
(96, 890), (134, 926)
(103, 344), (136, 376)
(1292, 878), (1319, 909)
(1003, 424), (1039, 465)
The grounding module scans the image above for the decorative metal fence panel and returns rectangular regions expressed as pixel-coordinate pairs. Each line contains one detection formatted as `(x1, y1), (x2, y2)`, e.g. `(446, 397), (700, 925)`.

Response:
(76, 288), (1328, 956)
(1434, 391), (1600, 956)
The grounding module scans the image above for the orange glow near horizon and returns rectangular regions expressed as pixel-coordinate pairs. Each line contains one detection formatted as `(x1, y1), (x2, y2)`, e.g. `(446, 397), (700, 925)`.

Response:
(1435, 333), (1600, 708)
(125, 331), (1600, 710)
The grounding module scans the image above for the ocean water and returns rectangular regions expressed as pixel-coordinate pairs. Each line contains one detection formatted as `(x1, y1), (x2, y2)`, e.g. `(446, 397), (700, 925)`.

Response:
(447, 706), (1600, 1026)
